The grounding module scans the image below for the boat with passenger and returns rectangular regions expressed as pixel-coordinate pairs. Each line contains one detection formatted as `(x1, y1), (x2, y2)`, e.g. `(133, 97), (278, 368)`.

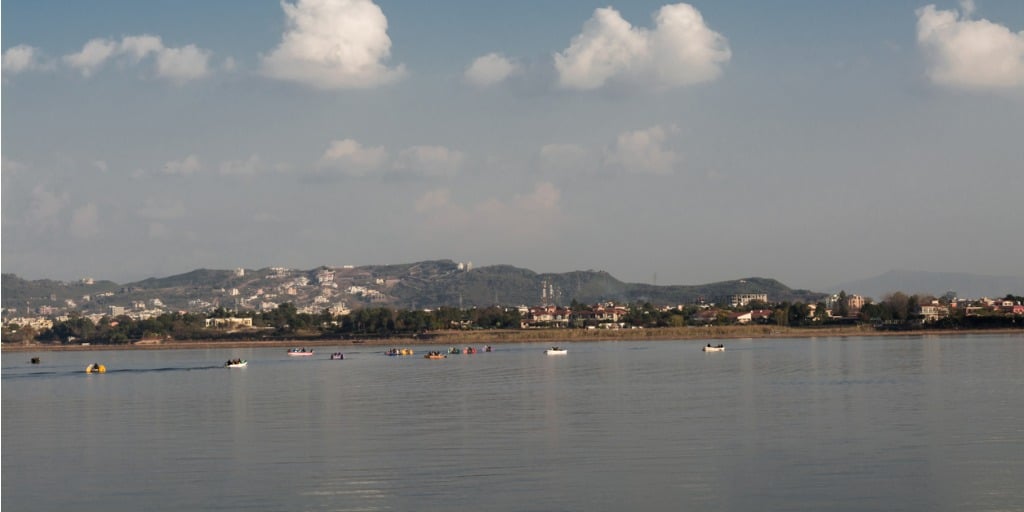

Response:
(448, 347), (461, 355)
(85, 363), (106, 373)
(225, 359), (248, 368)
(385, 348), (414, 356)
(287, 348), (314, 356)
(545, 347), (568, 355)
(424, 351), (447, 359)
(464, 346), (477, 354)
(703, 344), (725, 352)
(330, 352), (344, 360)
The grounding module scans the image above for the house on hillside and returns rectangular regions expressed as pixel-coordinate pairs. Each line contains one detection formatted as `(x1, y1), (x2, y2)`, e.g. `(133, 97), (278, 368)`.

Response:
(205, 317), (254, 329)
(916, 302), (949, 323)
(522, 305), (572, 328)
(730, 293), (767, 307)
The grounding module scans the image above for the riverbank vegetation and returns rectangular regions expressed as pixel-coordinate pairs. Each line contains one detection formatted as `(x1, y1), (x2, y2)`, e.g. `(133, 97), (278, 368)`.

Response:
(4, 292), (1020, 347)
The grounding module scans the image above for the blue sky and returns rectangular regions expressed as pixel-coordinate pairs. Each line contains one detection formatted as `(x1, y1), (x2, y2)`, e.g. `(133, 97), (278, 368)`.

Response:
(3, 0), (1023, 291)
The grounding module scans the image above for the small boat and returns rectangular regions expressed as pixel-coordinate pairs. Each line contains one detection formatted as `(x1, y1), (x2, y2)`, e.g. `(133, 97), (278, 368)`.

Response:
(287, 348), (314, 356)
(30, 357), (40, 364)
(385, 348), (414, 356)
(85, 363), (106, 373)
(225, 359), (248, 368)
(330, 352), (344, 360)
(703, 344), (725, 352)
(484, 346), (492, 353)
(464, 347), (477, 354)
(424, 351), (447, 359)
(545, 347), (568, 355)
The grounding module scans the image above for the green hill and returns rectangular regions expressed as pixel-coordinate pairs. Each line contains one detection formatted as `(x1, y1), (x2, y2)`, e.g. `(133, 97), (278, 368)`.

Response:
(2, 261), (823, 315)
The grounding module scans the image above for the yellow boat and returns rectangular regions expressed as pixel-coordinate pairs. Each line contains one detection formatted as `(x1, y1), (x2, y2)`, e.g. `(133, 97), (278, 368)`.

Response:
(85, 363), (106, 373)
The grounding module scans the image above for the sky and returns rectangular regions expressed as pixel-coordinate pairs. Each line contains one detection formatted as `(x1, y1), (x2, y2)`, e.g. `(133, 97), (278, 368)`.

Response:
(2, 0), (1023, 292)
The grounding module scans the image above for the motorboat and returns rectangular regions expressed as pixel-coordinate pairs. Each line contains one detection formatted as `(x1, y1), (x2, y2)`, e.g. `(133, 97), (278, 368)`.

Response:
(330, 352), (344, 360)
(287, 348), (314, 356)
(545, 347), (568, 355)
(225, 359), (248, 368)
(703, 344), (725, 352)
(85, 363), (106, 373)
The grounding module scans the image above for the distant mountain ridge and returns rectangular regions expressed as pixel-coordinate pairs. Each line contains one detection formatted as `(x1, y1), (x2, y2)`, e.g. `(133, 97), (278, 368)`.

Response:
(829, 270), (1024, 300)
(2, 260), (822, 315)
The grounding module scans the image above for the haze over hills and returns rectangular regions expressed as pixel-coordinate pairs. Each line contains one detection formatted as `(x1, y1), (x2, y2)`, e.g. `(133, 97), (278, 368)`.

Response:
(829, 270), (1024, 301)
(2, 260), (822, 316)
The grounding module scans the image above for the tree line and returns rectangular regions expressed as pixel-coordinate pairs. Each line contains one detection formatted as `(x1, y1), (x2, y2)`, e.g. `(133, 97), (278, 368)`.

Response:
(20, 292), (1024, 345)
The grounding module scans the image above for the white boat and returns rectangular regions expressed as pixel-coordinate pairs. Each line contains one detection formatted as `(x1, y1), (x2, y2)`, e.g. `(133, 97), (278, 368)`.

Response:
(545, 347), (568, 355)
(703, 344), (725, 352)
(225, 360), (248, 368)
(287, 348), (314, 356)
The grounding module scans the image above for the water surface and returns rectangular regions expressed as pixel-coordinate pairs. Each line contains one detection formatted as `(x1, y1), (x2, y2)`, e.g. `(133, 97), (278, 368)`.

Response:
(4, 335), (1022, 511)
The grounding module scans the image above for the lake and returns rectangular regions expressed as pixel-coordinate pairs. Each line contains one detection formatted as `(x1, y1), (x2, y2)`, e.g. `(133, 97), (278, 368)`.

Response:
(3, 334), (1023, 511)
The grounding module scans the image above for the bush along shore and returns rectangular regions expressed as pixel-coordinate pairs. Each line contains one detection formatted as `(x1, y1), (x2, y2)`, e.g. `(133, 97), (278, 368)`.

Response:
(4, 324), (1022, 352)
(4, 298), (1021, 350)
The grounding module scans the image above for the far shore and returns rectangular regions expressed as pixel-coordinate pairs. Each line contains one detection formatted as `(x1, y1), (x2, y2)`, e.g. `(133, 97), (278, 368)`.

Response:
(3, 325), (1020, 352)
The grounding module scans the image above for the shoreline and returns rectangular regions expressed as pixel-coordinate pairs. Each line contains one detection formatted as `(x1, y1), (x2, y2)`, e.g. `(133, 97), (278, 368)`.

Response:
(3, 326), (1020, 352)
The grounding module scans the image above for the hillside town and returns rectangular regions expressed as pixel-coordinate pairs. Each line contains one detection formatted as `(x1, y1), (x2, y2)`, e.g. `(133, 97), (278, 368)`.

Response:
(4, 277), (1022, 345)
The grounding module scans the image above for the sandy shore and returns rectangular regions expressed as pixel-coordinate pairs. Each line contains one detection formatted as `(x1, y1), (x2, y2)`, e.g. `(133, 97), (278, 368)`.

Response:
(3, 325), (1020, 352)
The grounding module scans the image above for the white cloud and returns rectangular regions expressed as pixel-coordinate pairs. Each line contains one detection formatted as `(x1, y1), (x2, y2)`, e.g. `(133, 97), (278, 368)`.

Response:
(414, 182), (562, 237)
(317, 139), (464, 178)
(604, 124), (679, 175)
(162, 155), (202, 175)
(464, 53), (519, 87)
(70, 203), (100, 239)
(62, 34), (212, 83)
(318, 139), (389, 175)
(1, 156), (29, 175)
(26, 185), (69, 230)
(138, 199), (187, 220)
(916, 4), (1024, 90)
(219, 155), (264, 176)
(414, 189), (453, 213)
(2, 45), (43, 74)
(512, 182), (560, 211)
(395, 145), (464, 177)
(959, 0), (976, 18)
(538, 143), (593, 174)
(120, 35), (163, 61)
(554, 3), (730, 91)
(155, 44), (211, 83)
(261, 0), (405, 89)
(64, 38), (119, 76)
(148, 222), (171, 240)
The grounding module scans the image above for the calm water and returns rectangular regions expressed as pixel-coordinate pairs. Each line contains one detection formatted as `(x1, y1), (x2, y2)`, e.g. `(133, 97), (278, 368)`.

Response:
(3, 334), (1023, 511)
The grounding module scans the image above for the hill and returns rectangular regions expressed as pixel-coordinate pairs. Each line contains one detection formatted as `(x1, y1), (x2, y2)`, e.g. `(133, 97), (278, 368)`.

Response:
(2, 260), (821, 316)
(830, 270), (1024, 301)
